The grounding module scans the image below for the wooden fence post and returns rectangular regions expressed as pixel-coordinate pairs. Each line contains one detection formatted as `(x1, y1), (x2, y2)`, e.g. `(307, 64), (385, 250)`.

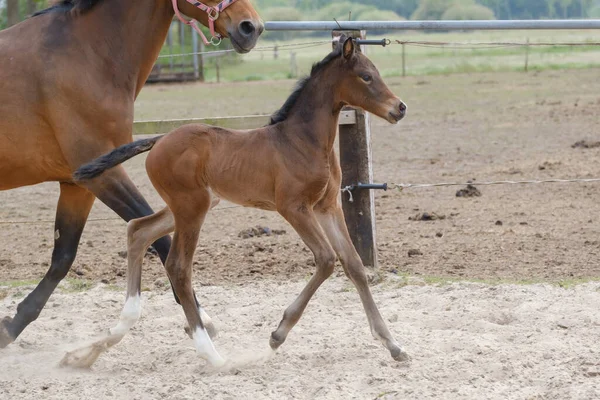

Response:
(402, 42), (406, 77)
(290, 51), (298, 78)
(524, 37), (530, 72)
(215, 56), (221, 83)
(332, 30), (378, 270)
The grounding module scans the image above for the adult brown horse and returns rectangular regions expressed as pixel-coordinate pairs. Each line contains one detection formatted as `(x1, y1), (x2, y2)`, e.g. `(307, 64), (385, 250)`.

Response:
(68, 37), (409, 368)
(0, 0), (262, 348)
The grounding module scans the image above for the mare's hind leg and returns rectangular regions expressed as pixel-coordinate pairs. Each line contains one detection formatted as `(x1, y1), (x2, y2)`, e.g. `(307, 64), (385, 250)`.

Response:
(0, 183), (95, 348)
(60, 207), (175, 368)
(165, 190), (225, 367)
(316, 206), (409, 362)
(269, 205), (337, 351)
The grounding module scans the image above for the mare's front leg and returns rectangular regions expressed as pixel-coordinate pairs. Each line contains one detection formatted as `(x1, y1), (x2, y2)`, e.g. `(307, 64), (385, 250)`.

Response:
(316, 205), (409, 362)
(0, 183), (95, 348)
(269, 204), (337, 351)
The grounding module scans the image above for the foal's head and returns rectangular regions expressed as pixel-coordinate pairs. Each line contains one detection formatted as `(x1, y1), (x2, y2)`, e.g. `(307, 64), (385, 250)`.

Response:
(334, 37), (407, 124)
(174, 0), (263, 53)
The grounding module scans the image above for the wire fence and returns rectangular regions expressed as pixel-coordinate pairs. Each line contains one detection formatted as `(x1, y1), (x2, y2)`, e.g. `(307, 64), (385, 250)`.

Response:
(392, 40), (600, 49)
(154, 37), (600, 81)
(156, 38), (600, 59)
(156, 40), (331, 59)
(0, 205), (245, 226)
(4, 177), (600, 225)
(4, 38), (598, 225)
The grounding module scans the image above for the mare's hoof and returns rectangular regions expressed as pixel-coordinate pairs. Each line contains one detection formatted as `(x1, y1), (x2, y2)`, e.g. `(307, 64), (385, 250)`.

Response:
(390, 346), (410, 362)
(0, 317), (15, 349)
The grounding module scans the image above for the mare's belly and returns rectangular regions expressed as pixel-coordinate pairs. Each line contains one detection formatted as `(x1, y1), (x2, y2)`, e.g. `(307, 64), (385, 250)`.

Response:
(0, 128), (71, 190)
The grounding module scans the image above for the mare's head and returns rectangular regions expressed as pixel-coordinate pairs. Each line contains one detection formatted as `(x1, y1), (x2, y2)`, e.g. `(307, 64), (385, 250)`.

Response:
(334, 37), (406, 124)
(174, 0), (263, 53)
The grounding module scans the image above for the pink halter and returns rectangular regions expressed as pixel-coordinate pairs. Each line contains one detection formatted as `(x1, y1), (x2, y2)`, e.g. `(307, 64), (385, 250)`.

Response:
(171, 0), (239, 46)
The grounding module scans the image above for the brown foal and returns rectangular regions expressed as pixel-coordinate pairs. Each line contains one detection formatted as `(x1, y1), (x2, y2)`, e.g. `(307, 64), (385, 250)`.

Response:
(0, 0), (262, 348)
(68, 37), (408, 368)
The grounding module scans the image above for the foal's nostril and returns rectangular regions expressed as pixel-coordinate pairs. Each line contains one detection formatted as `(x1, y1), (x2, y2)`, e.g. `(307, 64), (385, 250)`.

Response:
(239, 20), (256, 37)
(399, 102), (407, 113)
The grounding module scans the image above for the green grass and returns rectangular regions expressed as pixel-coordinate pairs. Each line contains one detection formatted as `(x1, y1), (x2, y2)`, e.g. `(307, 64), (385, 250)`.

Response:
(0, 279), (40, 288)
(103, 284), (123, 292)
(385, 272), (600, 289)
(62, 278), (94, 293)
(165, 29), (600, 83)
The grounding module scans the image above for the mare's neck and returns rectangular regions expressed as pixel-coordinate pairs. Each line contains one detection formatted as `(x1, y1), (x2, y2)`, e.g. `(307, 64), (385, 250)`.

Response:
(74, 0), (174, 97)
(281, 73), (344, 153)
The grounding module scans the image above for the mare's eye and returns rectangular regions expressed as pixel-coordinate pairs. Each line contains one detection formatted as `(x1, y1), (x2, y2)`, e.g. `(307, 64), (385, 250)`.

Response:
(360, 74), (372, 83)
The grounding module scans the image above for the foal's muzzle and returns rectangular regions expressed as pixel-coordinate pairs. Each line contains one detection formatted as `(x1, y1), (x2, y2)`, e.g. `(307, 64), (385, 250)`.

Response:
(387, 100), (407, 123)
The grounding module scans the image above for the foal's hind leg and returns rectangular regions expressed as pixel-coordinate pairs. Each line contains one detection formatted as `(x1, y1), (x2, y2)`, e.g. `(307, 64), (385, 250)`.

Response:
(0, 183), (94, 348)
(84, 167), (220, 327)
(61, 207), (175, 368)
(316, 207), (409, 362)
(164, 191), (224, 367)
(270, 206), (337, 351)
(122, 206), (217, 339)
(82, 166), (172, 265)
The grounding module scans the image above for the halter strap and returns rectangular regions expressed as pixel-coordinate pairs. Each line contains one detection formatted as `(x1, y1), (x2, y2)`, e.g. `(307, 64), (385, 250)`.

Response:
(171, 0), (239, 46)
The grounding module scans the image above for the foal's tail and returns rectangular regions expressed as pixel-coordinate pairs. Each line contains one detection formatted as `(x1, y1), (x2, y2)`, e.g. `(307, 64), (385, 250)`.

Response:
(73, 135), (163, 181)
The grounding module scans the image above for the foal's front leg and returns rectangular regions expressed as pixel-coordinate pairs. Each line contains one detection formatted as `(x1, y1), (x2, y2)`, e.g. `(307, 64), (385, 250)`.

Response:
(270, 206), (337, 350)
(316, 206), (409, 362)
(60, 207), (176, 368)
(166, 199), (225, 367)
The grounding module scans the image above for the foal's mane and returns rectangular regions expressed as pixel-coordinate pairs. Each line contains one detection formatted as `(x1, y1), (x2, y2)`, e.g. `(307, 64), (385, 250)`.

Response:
(269, 46), (342, 126)
(33, 0), (103, 17)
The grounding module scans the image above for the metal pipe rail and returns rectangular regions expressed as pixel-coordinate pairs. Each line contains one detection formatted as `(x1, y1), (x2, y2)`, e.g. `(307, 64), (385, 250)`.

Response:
(265, 20), (600, 31)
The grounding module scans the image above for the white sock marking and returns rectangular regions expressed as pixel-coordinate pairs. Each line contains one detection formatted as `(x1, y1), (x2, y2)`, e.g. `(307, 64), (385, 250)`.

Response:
(193, 326), (225, 367)
(110, 295), (141, 336)
(199, 307), (212, 326)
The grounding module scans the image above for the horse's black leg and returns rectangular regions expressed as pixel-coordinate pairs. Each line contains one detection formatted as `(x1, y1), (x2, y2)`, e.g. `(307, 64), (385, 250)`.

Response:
(81, 166), (181, 303)
(0, 183), (95, 347)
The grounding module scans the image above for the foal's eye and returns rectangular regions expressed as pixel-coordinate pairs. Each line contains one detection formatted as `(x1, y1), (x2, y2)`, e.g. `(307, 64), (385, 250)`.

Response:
(360, 74), (372, 83)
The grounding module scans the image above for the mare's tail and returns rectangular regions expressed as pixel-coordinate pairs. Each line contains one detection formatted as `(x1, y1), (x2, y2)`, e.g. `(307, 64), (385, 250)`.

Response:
(73, 135), (163, 181)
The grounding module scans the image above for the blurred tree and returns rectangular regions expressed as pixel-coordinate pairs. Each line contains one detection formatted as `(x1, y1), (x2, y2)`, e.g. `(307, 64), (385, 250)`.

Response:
(7, 0), (18, 26)
(590, 0), (600, 16)
(442, 3), (496, 19)
(26, 0), (36, 15)
(262, 7), (303, 40)
(411, 0), (456, 20)
(314, 2), (374, 20)
(368, 0), (419, 18)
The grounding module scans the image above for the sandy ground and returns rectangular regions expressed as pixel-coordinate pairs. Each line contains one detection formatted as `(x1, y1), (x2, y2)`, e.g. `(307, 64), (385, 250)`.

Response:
(1, 278), (599, 399)
(1, 69), (600, 398)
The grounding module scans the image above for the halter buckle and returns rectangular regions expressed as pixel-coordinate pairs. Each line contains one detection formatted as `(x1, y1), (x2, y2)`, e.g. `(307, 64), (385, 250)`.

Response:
(207, 7), (219, 21)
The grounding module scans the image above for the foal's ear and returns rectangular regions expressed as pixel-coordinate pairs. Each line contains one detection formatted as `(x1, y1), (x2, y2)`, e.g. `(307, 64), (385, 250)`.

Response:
(342, 37), (355, 60)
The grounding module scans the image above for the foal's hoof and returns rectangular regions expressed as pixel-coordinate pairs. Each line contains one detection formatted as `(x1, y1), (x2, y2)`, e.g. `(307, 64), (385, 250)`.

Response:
(184, 323), (217, 340)
(0, 317), (15, 349)
(390, 346), (410, 362)
(59, 335), (123, 369)
(269, 332), (284, 350)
